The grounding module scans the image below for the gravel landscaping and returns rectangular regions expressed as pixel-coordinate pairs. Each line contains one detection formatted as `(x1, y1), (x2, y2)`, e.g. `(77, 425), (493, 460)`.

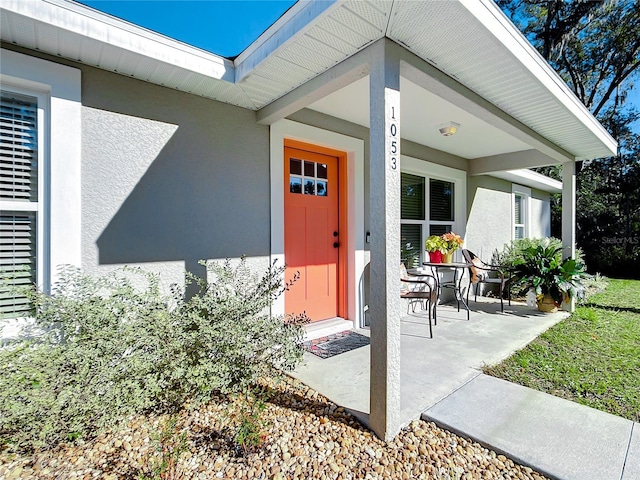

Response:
(0, 377), (548, 480)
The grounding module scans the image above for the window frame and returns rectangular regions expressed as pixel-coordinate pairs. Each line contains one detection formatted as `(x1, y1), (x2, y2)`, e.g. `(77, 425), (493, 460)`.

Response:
(400, 156), (466, 265)
(1, 48), (81, 320)
(0, 86), (49, 297)
(512, 184), (531, 240)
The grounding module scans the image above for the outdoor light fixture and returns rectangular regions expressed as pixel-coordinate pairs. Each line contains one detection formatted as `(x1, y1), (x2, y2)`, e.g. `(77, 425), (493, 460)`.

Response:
(438, 122), (460, 137)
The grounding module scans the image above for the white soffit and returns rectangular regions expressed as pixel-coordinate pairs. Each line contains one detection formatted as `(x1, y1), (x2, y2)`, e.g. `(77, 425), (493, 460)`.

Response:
(386, 0), (617, 160)
(491, 169), (562, 193)
(0, 0), (617, 161)
(236, 0), (390, 109)
(309, 76), (532, 159)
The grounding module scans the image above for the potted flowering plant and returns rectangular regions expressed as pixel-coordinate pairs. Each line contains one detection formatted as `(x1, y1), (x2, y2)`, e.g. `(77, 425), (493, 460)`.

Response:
(425, 235), (446, 263)
(440, 232), (464, 263)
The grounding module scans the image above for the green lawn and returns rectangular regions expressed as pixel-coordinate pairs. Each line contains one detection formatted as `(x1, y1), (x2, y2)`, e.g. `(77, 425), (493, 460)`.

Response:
(484, 279), (640, 422)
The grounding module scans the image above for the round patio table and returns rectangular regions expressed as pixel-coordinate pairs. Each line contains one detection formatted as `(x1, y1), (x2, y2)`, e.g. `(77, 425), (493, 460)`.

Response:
(421, 262), (472, 321)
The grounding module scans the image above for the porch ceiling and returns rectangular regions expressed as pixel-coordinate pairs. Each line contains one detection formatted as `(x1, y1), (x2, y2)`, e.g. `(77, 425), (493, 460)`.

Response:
(308, 76), (532, 160)
(0, 0), (617, 161)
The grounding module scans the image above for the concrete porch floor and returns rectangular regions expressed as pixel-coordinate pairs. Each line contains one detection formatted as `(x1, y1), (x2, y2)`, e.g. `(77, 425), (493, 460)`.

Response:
(291, 296), (567, 429)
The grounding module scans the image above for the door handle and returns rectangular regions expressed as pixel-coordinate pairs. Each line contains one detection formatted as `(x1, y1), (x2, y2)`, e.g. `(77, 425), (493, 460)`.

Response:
(333, 231), (339, 237)
(333, 242), (340, 248)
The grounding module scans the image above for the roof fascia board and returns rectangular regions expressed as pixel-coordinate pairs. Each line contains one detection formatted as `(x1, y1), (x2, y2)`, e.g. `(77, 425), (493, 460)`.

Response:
(469, 150), (560, 176)
(394, 41), (575, 164)
(256, 42), (372, 125)
(463, 0), (617, 158)
(235, 0), (341, 82)
(490, 169), (562, 193)
(4, 0), (235, 82)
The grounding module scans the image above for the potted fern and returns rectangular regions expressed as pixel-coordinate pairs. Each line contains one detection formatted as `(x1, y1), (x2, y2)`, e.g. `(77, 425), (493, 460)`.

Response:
(513, 241), (588, 312)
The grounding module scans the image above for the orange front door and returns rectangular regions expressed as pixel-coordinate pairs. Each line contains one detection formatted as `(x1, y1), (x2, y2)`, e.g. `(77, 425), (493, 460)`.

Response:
(284, 146), (339, 322)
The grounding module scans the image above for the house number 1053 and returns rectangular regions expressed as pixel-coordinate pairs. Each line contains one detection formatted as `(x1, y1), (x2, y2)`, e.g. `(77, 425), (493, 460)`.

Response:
(389, 106), (398, 170)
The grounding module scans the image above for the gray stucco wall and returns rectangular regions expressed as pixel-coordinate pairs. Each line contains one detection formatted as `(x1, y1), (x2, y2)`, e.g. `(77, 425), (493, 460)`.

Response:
(2, 45), (272, 289)
(466, 176), (512, 261)
(467, 176), (552, 262)
(79, 67), (271, 287)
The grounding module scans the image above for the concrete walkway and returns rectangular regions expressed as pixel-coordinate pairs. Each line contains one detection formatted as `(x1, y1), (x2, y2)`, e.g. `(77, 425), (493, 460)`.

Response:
(292, 298), (639, 480)
(424, 374), (639, 480)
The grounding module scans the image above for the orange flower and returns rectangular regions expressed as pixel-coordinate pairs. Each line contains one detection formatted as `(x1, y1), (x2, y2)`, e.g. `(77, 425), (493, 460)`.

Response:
(441, 232), (464, 252)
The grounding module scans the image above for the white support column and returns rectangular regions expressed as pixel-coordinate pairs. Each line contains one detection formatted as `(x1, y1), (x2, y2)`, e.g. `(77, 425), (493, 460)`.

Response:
(368, 39), (402, 441)
(562, 160), (576, 312)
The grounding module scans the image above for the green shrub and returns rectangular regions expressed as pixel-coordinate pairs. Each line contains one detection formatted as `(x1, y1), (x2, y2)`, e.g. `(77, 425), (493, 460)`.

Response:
(582, 273), (609, 299)
(492, 237), (584, 270)
(0, 259), (307, 452)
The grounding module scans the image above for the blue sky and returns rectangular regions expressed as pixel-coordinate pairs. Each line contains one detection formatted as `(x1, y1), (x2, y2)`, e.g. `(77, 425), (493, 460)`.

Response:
(80, 1), (296, 58)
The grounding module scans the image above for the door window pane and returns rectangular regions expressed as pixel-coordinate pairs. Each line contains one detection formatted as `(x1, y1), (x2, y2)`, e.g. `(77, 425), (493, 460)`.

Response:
(304, 179), (315, 195)
(401, 224), (422, 269)
(304, 161), (315, 177)
(430, 179), (454, 222)
(290, 176), (302, 193)
(289, 158), (302, 175)
(401, 173), (425, 220)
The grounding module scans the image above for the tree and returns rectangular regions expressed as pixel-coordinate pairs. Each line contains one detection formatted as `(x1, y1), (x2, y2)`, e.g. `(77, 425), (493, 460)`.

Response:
(498, 0), (640, 116)
(497, 0), (640, 277)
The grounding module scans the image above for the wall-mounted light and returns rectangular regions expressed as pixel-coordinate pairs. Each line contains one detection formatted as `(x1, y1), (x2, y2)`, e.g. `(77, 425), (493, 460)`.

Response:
(438, 122), (460, 137)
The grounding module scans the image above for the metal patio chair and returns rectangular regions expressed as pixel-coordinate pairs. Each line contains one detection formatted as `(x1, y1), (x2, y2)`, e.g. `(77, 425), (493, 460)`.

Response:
(461, 249), (512, 313)
(400, 263), (438, 338)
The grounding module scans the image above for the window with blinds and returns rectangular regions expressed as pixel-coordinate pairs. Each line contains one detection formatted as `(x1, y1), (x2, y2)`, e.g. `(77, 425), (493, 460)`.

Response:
(514, 193), (525, 239)
(400, 172), (456, 266)
(0, 91), (39, 318)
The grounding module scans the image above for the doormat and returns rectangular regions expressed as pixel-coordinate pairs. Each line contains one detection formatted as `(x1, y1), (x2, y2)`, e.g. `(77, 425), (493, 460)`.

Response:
(303, 330), (370, 359)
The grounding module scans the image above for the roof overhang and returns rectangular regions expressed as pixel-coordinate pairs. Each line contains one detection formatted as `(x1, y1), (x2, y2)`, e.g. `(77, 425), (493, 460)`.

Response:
(491, 169), (562, 193)
(0, 0), (618, 161)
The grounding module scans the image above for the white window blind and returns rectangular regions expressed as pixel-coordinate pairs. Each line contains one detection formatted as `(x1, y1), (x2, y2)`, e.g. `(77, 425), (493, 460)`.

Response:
(514, 192), (526, 240)
(0, 91), (38, 318)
